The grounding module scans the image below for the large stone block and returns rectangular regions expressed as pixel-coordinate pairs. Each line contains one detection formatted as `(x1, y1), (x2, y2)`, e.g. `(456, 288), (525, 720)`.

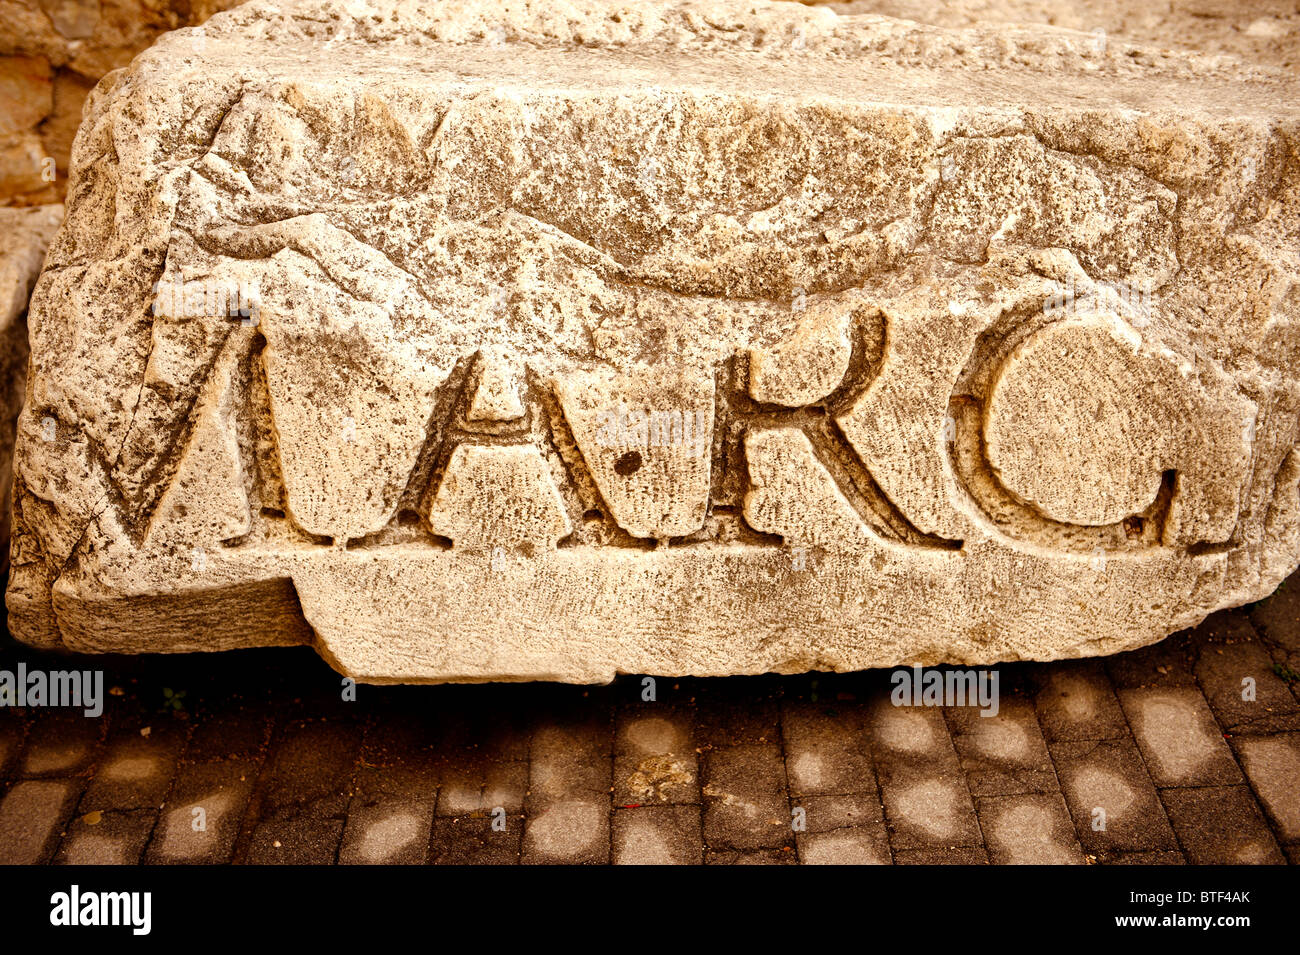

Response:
(9, 0), (1300, 682)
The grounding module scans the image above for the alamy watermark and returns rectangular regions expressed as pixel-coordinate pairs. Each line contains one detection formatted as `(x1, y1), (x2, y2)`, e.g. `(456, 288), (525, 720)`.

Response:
(0, 664), (104, 717)
(153, 272), (260, 324)
(595, 405), (711, 459)
(50, 885), (150, 935)
(1044, 274), (1157, 326)
(891, 665), (1000, 717)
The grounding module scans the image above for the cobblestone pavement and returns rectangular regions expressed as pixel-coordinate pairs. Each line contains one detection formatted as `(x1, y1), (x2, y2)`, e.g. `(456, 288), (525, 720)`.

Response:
(2, 570), (1299, 865)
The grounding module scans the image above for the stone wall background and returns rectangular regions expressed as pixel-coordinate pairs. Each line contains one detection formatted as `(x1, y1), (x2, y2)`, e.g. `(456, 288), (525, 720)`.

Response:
(1, 0), (243, 206)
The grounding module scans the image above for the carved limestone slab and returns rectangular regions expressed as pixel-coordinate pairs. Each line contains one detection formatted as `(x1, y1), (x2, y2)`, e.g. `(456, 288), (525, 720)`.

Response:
(9, 0), (1300, 682)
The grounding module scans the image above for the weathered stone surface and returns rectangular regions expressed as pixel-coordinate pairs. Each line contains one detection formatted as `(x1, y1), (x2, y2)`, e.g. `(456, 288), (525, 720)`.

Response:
(3, 1), (1293, 206)
(0, 203), (61, 574)
(9, 0), (1300, 683)
(818, 1), (1300, 72)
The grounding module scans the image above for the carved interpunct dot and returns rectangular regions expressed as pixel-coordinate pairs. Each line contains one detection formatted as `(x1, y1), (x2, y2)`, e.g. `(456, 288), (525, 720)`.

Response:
(614, 451), (643, 476)
(8, 0), (1299, 683)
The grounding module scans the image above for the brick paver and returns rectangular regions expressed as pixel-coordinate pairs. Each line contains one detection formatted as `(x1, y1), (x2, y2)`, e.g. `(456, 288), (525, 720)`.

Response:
(977, 793), (1083, 865)
(0, 779), (78, 864)
(948, 695), (1057, 796)
(1232, 733), (1300, 843)
(1195, 626), (1300, 735)
(1118, 687), (1241, 787)
(339, 765), (436, 864)
(147, 758), (259, 864)
(429, 815), (521, 865)
(1160, 785), (1285, 864)
(2, 571), (1300, 865)
(870, 697), (983, 851)
(0, 719), (23, 779)
(56, 809), (156, 865)
(614, 707), (699, 806)
(20, 711), (102, 776)
(237, 717), (362, 864)
(795, 792), (890, 864)
(701, 744), (792, 851)
(1033, 662), (1130, 743)
(524, 716), (612, 864)
(613, 806), (702, 864)
(1052, 737), (1179, 855)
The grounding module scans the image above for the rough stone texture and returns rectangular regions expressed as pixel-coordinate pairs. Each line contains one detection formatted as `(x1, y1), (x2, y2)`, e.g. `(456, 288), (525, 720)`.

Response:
(816, 1), (1300, 71)
(9, 0), (1300, 682)
(0, 204), (61, 574)
(0, 0), (243, 205)
(3, 1), (1292, 206)
(0, 778), (78, 863)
